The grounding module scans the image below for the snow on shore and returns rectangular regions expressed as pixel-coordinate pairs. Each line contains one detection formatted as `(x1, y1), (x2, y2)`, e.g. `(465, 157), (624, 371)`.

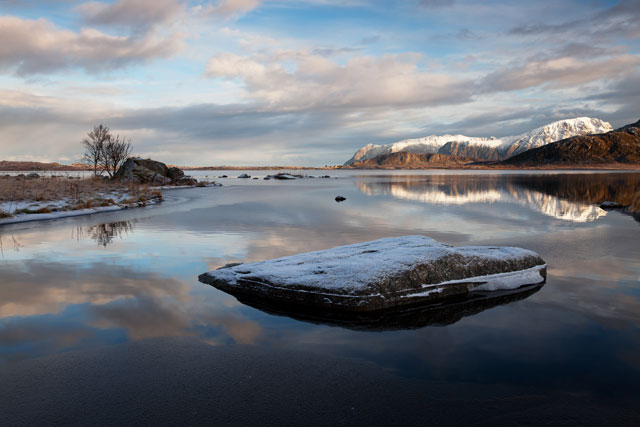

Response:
(0, 193), (161, 226)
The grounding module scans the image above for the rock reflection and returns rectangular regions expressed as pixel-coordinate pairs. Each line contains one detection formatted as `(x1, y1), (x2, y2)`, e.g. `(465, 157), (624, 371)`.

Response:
(357, 173), (640, 223)
(225, 284), (543, 331)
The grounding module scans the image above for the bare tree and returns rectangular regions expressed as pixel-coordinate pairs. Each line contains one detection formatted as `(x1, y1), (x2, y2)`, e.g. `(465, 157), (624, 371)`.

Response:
(81, 124), (110, 176)
(101, 135), (133, 178)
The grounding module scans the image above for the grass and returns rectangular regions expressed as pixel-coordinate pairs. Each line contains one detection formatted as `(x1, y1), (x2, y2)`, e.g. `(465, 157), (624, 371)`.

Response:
(0, 175), (162, 216)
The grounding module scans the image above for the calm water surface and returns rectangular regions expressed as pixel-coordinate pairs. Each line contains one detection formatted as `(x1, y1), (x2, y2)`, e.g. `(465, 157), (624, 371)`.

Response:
(1, 170), (639, 425)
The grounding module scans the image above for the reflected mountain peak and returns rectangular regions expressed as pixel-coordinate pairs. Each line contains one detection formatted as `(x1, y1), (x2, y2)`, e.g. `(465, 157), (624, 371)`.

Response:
(357, 173), (640, 223)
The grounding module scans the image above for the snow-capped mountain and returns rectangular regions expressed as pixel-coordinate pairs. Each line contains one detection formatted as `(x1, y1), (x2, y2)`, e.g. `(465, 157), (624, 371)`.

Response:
(345, 117), (613, 164)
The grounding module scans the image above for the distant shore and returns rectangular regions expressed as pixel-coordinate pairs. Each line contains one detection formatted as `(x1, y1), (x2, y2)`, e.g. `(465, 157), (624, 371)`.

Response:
(3, 160), (640, 172)
(341, 163), (640, 171)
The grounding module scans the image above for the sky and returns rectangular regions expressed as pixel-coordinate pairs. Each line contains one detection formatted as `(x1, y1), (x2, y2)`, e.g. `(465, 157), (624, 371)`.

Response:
(0, 0), (638, 166)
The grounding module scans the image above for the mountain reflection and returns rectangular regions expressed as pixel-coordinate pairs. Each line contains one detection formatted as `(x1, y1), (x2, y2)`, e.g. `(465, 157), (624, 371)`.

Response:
(357, 173), (640, 223)
(228, 284), (543, 331)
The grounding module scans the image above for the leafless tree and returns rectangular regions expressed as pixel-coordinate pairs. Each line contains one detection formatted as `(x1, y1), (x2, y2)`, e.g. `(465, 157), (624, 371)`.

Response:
(101, 134), (133, 178)
(81, 124), (110, 176)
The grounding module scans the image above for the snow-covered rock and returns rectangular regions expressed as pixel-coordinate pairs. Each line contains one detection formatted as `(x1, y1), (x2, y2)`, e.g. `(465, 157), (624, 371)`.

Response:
(345, 117), (613, 164)
(199, 236), (546, 311)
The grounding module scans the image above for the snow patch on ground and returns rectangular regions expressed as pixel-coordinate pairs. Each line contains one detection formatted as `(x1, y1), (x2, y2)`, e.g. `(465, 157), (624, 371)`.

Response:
(0, 192), (161, 226)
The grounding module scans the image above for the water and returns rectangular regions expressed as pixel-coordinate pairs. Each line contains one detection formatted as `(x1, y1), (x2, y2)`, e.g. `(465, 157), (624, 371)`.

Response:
(1, 171), (639, 425)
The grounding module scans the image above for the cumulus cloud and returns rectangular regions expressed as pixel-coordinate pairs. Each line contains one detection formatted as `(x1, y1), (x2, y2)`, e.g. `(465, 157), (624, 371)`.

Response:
(205, 51), (474, 109)
(0, 16), (182, 75)
(78, 0), (185, 34)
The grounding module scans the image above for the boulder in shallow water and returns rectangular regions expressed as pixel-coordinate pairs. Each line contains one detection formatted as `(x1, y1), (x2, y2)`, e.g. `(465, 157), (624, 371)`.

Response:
(272, 173), (299, 180)
(115, 158), (197, 186)
(199, 236), (546, 312)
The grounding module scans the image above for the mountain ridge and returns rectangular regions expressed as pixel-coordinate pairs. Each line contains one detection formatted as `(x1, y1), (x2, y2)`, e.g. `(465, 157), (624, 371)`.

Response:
(502, 119), (640, 166)
(345, 117), (613, 165)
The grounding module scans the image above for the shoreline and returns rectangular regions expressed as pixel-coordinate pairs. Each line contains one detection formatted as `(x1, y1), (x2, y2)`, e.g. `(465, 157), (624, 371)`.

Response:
(0, 197), (163, 227)
(134, 164), (640, 171)
(3, 163), (640, 172)
(0, 183), (222, 227)
(340, 163), (640, 171)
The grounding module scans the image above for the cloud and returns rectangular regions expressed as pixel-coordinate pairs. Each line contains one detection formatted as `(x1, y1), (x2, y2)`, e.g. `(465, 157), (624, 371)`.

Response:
(0, 16), (182, 75)
(196, 0), (263, 19)
(205, 51), (474, 109)
(581, 72), (640, 126)
(481, 55), (640, 92)
(508, 0), (640, 40)
(78, 0), (185, 34)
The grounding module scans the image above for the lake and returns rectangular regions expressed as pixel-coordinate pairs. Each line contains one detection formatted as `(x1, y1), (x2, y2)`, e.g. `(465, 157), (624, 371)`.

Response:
(1, 170), (639, 426)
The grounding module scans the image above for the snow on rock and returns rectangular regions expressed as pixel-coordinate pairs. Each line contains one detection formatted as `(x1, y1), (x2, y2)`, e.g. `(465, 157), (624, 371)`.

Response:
(345, 117), (613, 164)
(501, 117), (613, 158)
(199, 236), (546, 312)
(346, 135), (500, 164)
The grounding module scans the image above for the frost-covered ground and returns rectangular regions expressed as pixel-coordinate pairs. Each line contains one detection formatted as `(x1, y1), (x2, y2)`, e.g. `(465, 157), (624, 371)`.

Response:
(0, 190), (163, 225)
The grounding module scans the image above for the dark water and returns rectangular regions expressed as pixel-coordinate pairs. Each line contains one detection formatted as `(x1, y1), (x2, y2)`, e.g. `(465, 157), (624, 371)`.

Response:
(1, 171), (639, 425)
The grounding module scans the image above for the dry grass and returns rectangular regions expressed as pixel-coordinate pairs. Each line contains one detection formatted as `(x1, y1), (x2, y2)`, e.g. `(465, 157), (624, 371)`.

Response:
(0, 176), (162, 215)
(0, 176), (125, 203)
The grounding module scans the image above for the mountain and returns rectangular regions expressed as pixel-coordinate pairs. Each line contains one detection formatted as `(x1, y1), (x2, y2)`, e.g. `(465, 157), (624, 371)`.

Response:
(350, 152), (473, 168)
(617, 119), (640, 134)
(345, 117), (613, 165)
(346, 134), (501, 165)
(503, 119), (640, 166)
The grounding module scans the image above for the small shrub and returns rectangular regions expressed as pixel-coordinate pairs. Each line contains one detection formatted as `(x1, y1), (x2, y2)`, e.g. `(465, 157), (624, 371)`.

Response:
(0, 209), (12, 219)
(151, 190), (163, 200)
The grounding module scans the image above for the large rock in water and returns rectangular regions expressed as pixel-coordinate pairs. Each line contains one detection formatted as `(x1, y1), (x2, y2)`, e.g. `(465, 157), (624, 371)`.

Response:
(115, 158), (197, 186)
(199, 236), (546, 312)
